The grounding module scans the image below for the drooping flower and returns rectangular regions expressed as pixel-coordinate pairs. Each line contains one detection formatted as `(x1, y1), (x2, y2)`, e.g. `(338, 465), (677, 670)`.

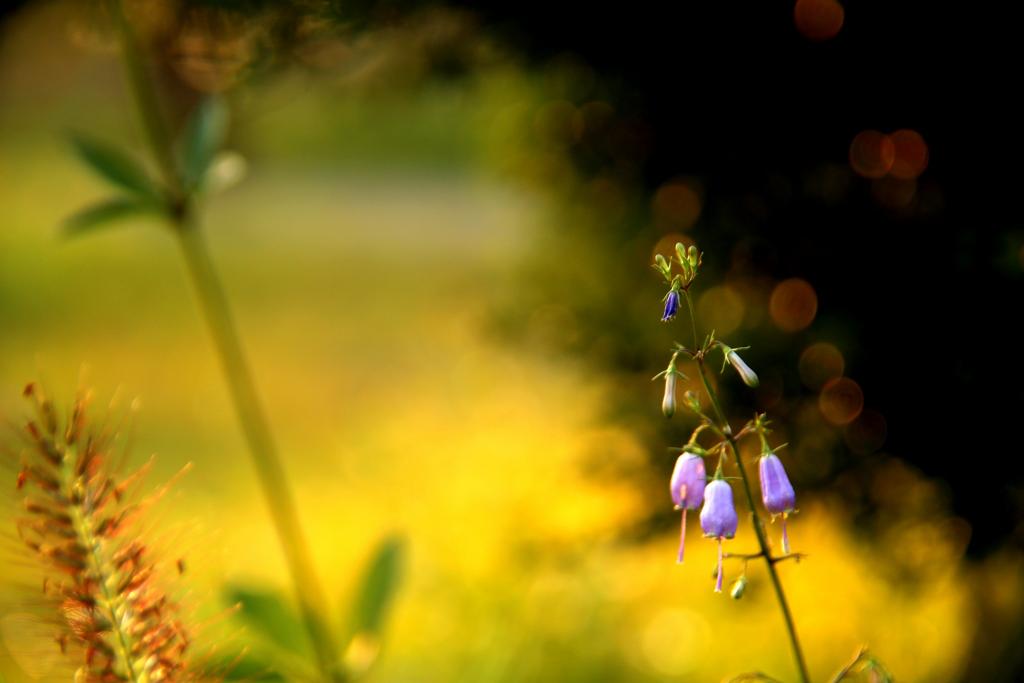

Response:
(725, 348), (759, 387)
(662, 371), (677, 418)
(662, 290), (680, 322)
(669, 452), (706, 563)
(700, 478), (738, 592)
(759, 452), (796, 553)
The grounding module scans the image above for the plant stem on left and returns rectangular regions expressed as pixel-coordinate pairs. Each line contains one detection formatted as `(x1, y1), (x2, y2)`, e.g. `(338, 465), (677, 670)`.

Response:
(108, 2), (341, 679)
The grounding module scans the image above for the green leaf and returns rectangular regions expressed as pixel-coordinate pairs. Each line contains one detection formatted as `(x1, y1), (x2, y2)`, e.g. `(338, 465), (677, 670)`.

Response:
(181, 96), (229, 189)
(69, 133), (160, 199)
(62, 197), (160, 237)
(225, 585), (312, 658)
(347, 535), (405, 638)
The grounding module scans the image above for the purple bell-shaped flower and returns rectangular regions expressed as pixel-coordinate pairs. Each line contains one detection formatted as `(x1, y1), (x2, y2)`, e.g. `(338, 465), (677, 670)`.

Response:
(700, 478), (738, 592)
(662, 290), (680, 322)
(759, 452), (796, 554)
(669, 452), (706, 563)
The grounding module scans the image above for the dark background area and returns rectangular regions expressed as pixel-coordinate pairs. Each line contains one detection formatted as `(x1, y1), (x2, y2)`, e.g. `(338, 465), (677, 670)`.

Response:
(455, 0), (1024, 556)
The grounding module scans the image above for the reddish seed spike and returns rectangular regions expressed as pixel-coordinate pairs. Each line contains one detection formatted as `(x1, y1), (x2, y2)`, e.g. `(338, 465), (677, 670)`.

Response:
(23, 382), (35, 397)
(16, 469), (27, 490)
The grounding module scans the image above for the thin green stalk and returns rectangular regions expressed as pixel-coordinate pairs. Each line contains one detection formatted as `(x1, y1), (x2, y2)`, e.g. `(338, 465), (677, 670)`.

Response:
(109, 4), (340, 679)
(176, 222), (340, 679)
(684, 292), (811, 683)
(109, 0), (181, 199)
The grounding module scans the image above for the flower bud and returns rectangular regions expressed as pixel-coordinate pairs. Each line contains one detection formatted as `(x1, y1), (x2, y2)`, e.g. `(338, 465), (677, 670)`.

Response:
(670, 453), (707, 563)
(687, 245), (699, 269)
(726, 349), (759, 387)
(700, 479), (738, 592)
(759, 453), (796, 553)
(654, 253), (669, 273)
(662, 290), (680, 322)
(661, 372), (677, 418)
(675, 242), (688, 264)
(730, 575), (748, 600)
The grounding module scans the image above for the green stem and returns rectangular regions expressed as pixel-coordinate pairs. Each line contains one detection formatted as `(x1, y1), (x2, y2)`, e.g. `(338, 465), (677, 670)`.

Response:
(176, 222), (340, 679)
(109, 4), (339, 679)
(683, 293), (811, 683)
(109, 0), (181, 199)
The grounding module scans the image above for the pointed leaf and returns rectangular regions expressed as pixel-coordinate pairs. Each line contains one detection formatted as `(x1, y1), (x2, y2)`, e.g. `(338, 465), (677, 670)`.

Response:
(62, 197), (160, 237)
(347, 535), (405, 638)
(225, 585), (311, 658)
(181, 97), (229, 189)
(69, 133), (160, 199)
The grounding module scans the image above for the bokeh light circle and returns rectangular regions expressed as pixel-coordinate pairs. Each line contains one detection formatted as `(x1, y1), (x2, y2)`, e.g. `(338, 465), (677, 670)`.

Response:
(697, 285), (745, 336)
(889, 129), (929, 180)
(850, 130), (895, 178)
(819, 377), (864, 425)
(794, 0), (845, 42)
(652, 179), (702, 232)
(769, 278), (818, 332)
(798, 342), (845, 390)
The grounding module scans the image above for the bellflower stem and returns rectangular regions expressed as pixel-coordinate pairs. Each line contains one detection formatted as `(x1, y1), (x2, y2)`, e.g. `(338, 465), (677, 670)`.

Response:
(684, 292), (810, 683)
(110, 3), (340, 679)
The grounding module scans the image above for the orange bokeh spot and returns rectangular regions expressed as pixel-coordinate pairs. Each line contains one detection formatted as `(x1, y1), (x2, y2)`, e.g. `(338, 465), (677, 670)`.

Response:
(769, 278), (818, 332)
(819, 377), (864, 426)
(794, 0), (845, 42)
(798, 342), (844, 390)
(850, 130), (895, 179)
(698, 286), (745, 336)
(889, 129), (929, 179)
(652, 179), (702, 232)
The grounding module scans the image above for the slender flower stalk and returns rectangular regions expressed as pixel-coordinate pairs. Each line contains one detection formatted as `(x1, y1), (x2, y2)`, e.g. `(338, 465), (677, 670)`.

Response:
(679, 287), (811, 683)
(107, 5), (340, 679)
